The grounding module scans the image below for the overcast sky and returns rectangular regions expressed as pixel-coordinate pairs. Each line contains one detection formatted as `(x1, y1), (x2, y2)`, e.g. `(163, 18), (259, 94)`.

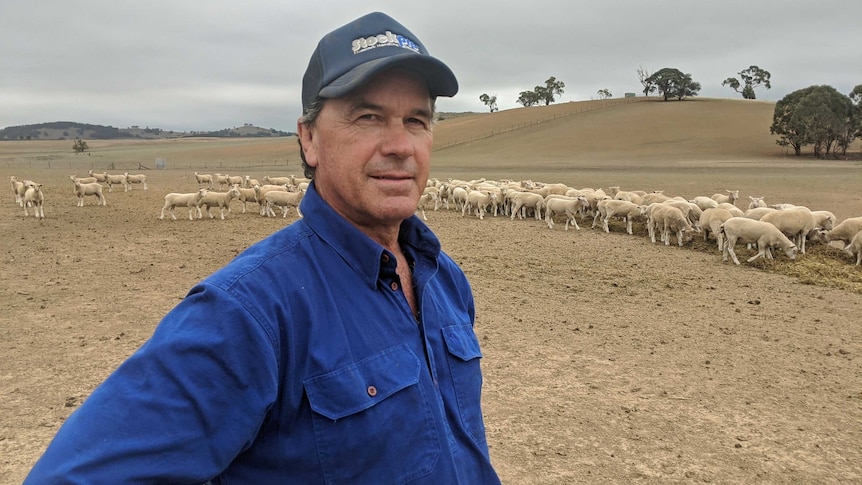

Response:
(2, 0), (860, 132)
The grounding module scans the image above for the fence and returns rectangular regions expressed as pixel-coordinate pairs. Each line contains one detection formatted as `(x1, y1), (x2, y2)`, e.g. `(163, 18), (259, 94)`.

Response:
(2, 158), (293, 171)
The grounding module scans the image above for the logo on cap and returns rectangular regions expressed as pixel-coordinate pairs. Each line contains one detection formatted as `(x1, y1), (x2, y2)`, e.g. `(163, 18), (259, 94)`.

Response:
(351, 31), (420, 55)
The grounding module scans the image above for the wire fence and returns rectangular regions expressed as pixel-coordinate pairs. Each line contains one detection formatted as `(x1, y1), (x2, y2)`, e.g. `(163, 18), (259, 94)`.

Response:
(2, 158), (293, 171)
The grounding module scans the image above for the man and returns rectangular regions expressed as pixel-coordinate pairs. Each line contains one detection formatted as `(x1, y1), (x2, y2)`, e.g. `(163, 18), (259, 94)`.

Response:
(25, 11), (501, 484)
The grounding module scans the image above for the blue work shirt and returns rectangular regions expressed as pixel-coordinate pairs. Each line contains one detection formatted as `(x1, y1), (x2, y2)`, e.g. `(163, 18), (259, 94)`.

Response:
(25, 182), (500, 484)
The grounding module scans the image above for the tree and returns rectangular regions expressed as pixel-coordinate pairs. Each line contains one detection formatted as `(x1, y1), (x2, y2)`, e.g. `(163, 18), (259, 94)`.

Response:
(722, 65), (772, 100)
(537, 76), (565, 105)
(637, 66), (656, 97)
(479, 93), (499, 113)
(72, 139), (89, 154)
(770, 85), (854, 157)
(596, 89), (612, 99)
(516, 90), (540, 107)
(645, 68), (701, 101)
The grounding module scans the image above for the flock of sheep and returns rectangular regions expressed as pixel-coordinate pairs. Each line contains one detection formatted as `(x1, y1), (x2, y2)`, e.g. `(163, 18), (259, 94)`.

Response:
(419, 178), (862, 267)
(9, 172), (862, 267)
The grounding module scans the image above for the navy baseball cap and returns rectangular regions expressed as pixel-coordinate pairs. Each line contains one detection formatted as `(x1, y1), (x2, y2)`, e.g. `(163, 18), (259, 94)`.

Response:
(301, 12), (458, 112)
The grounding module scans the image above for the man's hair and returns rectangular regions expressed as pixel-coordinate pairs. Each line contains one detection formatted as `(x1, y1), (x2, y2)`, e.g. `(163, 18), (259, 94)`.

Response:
(296, 96), (438, 180)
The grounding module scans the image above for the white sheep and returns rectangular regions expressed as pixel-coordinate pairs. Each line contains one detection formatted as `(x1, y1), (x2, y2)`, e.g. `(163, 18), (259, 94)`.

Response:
(235, 186), (258, 213)
(544, 195), (589, 230)
(226, 174), (244, 187)
(743, 207), (777, 220)
(760, 207), (816, 254)
(160, 189), (208, 220)
(70, 175), (98, 184)
(194, 172), (214, 189)
(698, 208), (735, 251)
(748, 196), (767, 209)
(416, 191), (438, 221)
(199, 185), (241, 219)
(720, 217), (798, 265)
(822, 216), (862, 245)
(244, 175), (261, 188)
(691, 196), (719, 211)
(648, 204), (694, 246)
(254, 184), (288, 216)
(263, 175), (291, 186)
(124, 173), (148, 190)
(641, 191), (672, 205)
(613, 190), (644, 205)
(22, 183), (45, 219)
(264, 189), (305, 218)
(73, 180), (107, 207)
(592, 199), (644, 234)
(103, 173), (128, 192)
(710, 189), (739, 206)
(215, 173), (229, 190)
(462, 190), (497, 220)
(770, 203), (798, 210)
(88, 170), (108, 182)
(508, 191), (544, 220)
(843, 230), (862, 266)
(716, 202), (745, 217)
(10, 176), (25, 205)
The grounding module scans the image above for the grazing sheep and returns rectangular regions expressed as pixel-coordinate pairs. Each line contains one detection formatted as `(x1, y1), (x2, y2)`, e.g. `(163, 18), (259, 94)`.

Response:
(743, 207), (777, 220)
(22, 183), (45, 219)
(254, 184), (288, 216)
(822, 216), (862, 245)
(508, 191), (544, 220)
(103, 173), (128, 192)
(716, 202), (745, 217)
(648, 204), (694, 246)
(70, 175), (98, 184)
(88, 170), (108, 182)
(843, 230), (862, 266)
(416, 191), (438, 221)
(194, 172), (214, 189)
(73, 181), (107, 207)
(698, 208), (735, 251)
(123, 173), (148, 190)
(760, 207), (816, 254)
(264, 189), (305, 218)
(641, 191), (672, 205)
(613, 190), (644, 205)
(711, 189), (739, 206)
(593, 199), (644, 234)
(544, 195), (589, 230)
(720, 217), (798, 265)
(198, 185), (241, 219)
(160, 189), (208, 220)
(662, 199), (702, 230)
(748, 196), (767, 209)
(691, 196), (720, 211)
(770, 203), (798, 210)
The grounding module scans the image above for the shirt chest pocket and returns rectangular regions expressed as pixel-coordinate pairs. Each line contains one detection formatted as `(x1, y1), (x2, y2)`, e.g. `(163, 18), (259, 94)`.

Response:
(304, 344), (440, 485)
(442, 324), (488, 445)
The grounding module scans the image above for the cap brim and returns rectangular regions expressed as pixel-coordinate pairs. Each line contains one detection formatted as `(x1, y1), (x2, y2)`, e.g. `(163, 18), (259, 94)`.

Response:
(319, 54), (458, 100)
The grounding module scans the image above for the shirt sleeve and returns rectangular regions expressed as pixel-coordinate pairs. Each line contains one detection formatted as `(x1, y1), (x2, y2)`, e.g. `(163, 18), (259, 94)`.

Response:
(24, 283), (279, 484)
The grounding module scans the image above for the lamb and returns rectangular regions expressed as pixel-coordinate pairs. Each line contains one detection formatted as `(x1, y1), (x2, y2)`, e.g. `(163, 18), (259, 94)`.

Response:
(691, 196), (719, 211)
(648, 204), (694, 246)
(214, 173), (229, 190)
(263, 175), (292, 186)
(194, 172), (214, 189)
(743, 207), (777, 220)
(698, 208), (734, 251)
(508, 191), (544, 220)
(544, 195), (589, 230)
(254, 184), (288, 215)
(716, 202), (745, 217)
(198, 185), (241, 219)
(22, 183), (45, 219)
(462, 190), (497, 220)
(822, 216), (862, 245)
(160, 189), (208, 220)
(720, 217), (798, 265)
(710, 189), (739, 206)
(264, 189), (305, 218)
(73, 180), (107, 207)
(88, 170), (108, 182)
(70, 175), (98, 184)
(760, 207), (816, 254)
(613, 190), (644, 205)
(124, 173), (148, 190)
(235, 186), (258, 213)
(244, 175), (261, 188)
(592, 199), (644, 234)
(416, 191), (438, 221)
(104, 173), (129, 192)
(290, 175), (311, 186)
(748, 196), (767, 209)
(10, 176), (25, 205)
(225, 174), (244, 187)
(843, 230), (862, 266)
(662, 199), (702, 230)
(641, 191), (672, 205)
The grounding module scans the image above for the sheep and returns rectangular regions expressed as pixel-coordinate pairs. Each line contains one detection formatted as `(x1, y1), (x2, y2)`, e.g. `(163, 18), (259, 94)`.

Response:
(104, 173), (129, 192)
(720, 217), (798, 265)
(198, 185), (241, 219)
(264, 189), (305, 218)
(226, 174), (244, 187)
(716, 202), (745, 217)
(70, 175), (98, 184)
(641, 191), (672, 205)
(711, 189), (739, 206)
(544, 195), (589, 230)
(760, 207), (816, 254)
(770, 203), (798, 210)
(73, 180), (107, 207)
(88, 170), (108, 182)
(263, 175), (291, 186)
(699, 208), (735, 251)
(743, 207), (777, 220)
(822, 216), (862, 246)
(416, 191), (438, 221)
(843, 230), (862, 266)
(662, 199), (702, 230)
(691, 196), (719, 211)
(592, 199), (644, 234)
(748, 196), (767, 209)
(648, 204), (694, 246)
(214, 173), (229, 190)
(194, 172), (214, 189)
(243, 175), (261, 189)
(508, 191), (545, 220)
(254, 184), (289, 215)
(235, 186), (258, 213)
(10, 176), (25, 205)
(450, 186), (469, 212)
(462, 190), (497, 220)
(22, 183), (45, 219)
(290, 175), (311, 186)
(124, 173), (148, 190)
(160, 189), (208, 220)
(613, 190), (644, 205)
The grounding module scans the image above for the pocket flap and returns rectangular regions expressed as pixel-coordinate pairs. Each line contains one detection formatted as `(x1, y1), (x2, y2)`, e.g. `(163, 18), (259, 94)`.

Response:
(304, 344), (421, 420)
(442, 325), (483, 362)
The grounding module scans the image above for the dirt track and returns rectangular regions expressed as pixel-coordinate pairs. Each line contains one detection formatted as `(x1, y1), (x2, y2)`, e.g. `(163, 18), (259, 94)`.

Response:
(2, 169), (861, 484)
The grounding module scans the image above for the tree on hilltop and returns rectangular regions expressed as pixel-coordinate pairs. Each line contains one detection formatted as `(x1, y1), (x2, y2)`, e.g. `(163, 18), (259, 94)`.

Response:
(722, 65), (772, 99)
(596, 89), (612, 99)
(770, 85), (855, 157)
(637, 66), (656, 97)
(645, 68), (701, 101)
(479, 93), (499, 112)
(516, 76), (565, 107)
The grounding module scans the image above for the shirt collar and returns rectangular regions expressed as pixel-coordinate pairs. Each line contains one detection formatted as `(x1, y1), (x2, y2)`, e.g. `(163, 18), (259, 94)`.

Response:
(299, 182), (442, 289)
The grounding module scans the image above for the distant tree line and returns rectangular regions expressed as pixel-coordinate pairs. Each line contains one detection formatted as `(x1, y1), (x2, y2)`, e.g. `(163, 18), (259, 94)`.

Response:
(771, 84), (862, 158)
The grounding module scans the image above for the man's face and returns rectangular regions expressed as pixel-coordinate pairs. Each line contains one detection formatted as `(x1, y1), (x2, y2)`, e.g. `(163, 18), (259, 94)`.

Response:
(299, 68), (433, 236)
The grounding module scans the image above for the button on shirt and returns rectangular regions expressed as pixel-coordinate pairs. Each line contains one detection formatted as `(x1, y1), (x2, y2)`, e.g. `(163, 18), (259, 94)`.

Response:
(25, 182), (501, 485)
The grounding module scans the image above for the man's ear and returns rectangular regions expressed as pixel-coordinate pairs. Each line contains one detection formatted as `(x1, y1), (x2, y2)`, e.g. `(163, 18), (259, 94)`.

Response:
(297, 121), (318, 168)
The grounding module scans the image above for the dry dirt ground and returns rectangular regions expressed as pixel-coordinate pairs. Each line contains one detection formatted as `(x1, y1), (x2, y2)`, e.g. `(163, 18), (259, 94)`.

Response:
(1, 168), (860, 484)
